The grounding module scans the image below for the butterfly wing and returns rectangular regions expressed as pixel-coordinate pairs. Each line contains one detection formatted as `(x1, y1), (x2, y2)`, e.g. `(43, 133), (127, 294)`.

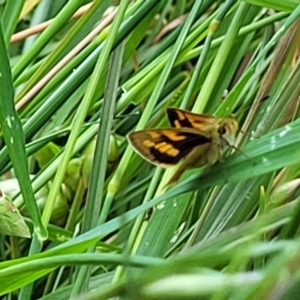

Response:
(128, 128), (212, 167)
(167, 108), (218, 129)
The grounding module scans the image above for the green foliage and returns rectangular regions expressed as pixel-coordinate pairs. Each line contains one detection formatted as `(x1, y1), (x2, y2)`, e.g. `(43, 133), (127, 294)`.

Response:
(0, 0), (300, 299)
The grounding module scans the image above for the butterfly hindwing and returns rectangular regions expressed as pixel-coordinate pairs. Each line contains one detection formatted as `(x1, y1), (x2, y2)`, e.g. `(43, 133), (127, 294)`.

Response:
(128, 128), (212, 167)
(167, 107), (218, 129)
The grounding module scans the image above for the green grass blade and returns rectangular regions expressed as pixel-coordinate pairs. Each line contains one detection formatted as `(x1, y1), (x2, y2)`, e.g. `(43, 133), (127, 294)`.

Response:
(1, 0), (24, 44)
(0, 20), (47, 240)
(244, 0), (300, 12)
(73, 37), (125, 295)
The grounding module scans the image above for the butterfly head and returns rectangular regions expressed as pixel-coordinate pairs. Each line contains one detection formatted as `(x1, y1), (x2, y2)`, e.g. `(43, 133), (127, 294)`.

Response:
(218, 118), (239, 146)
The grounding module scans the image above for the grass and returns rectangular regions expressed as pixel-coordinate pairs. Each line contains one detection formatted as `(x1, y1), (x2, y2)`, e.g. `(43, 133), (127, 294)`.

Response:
(0, 0), (300, 299)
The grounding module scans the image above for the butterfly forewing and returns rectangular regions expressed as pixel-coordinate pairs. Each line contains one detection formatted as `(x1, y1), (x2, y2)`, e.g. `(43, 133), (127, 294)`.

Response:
(128, 128), (212, 167)
(167, 108), (218, 129)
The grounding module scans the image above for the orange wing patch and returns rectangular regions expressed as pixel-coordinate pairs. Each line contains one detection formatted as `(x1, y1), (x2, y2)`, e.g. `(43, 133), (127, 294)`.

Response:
(167, 108), (217, 129)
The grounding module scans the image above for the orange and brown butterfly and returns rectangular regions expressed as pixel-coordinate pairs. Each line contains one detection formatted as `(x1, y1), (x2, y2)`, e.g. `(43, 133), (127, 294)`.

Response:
(127, 108), (238, 186)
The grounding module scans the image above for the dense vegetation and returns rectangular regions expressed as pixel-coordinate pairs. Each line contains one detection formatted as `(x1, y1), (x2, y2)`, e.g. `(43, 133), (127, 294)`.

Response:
(0, 0), (300, 299)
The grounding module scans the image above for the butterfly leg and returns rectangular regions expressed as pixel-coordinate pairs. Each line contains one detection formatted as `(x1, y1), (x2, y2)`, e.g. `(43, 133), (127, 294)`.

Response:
(217, 147), (224, 162)
(164, 164), (186, 187)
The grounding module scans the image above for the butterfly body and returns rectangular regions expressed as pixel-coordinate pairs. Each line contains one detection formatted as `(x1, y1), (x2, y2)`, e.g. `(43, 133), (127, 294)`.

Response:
(128, 108), (238, 186)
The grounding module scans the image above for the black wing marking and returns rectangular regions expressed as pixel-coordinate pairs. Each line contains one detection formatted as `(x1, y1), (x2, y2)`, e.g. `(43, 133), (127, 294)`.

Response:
(167, 108), (194, 128)
(167, 107), (217, 129)
(149, 132), (211, 164)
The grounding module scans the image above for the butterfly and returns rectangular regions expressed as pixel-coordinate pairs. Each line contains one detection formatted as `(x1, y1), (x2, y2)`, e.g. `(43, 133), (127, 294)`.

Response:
(128, 108), (238, 186)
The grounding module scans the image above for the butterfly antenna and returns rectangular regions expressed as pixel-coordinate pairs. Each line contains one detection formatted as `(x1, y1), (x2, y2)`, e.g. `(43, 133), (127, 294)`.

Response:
(229, 144), (256, 165)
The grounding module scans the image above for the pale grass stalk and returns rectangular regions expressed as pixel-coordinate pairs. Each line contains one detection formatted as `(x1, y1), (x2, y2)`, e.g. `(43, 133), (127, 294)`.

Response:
(11, 3), (94, 43)
(15, 7), (117, 111)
